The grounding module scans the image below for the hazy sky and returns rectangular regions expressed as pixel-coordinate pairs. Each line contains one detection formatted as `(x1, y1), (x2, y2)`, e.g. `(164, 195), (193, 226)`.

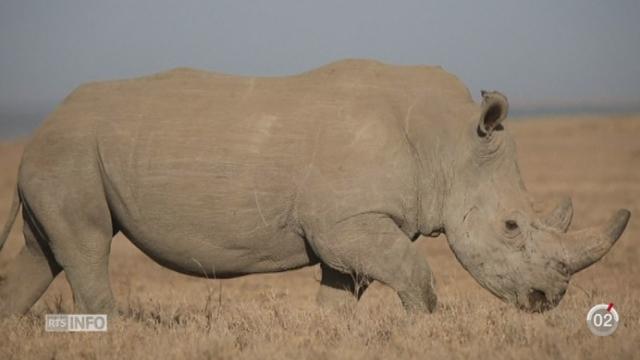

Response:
(1, 0), (639, 135)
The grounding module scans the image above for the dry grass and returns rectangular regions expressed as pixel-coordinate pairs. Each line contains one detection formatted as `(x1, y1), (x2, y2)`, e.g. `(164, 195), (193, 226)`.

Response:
(0, 115), (639, 359)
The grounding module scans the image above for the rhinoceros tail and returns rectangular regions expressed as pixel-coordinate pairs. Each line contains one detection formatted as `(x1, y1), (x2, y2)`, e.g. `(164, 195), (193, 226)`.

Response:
(0, 185), (21, 251)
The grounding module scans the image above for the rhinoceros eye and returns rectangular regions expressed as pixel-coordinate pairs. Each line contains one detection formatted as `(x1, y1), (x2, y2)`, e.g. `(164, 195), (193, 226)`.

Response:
(505, 220), (519, 231)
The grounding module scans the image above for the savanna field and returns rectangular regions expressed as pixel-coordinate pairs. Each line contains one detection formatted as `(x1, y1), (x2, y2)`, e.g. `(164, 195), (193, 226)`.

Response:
(0, 115), (639, 359)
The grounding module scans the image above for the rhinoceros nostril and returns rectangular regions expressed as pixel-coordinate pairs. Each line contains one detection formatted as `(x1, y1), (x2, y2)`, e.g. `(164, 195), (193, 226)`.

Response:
(527, 288), (549, 312)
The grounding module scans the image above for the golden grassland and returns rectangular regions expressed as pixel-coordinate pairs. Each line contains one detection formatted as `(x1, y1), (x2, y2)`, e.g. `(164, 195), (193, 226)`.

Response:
(0, 115), (639, 359)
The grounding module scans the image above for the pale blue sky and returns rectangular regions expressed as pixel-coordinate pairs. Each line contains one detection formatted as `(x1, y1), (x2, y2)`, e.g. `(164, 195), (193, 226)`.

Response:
(1, 1), (639, 136)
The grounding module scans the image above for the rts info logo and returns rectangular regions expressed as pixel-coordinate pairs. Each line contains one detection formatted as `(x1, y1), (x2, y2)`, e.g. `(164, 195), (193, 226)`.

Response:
(45, 314), (108, 332)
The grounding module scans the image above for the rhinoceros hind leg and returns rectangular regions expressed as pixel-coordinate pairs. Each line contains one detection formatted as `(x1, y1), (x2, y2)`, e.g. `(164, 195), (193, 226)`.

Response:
(47, 221), (117, 316)
(316, 262), (369, 310)
(0, 213), (61, 318)
(20, 184), (117, 316)
(310, 214), (437, 313)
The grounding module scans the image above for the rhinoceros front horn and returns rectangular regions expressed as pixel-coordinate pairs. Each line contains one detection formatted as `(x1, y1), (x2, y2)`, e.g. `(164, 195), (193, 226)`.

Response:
(542, 196), (573, 232)
(563, 209), (631, 274)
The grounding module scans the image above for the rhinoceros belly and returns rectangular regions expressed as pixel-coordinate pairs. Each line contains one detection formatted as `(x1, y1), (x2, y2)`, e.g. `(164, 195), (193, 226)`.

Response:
(95, 111), (318, 277)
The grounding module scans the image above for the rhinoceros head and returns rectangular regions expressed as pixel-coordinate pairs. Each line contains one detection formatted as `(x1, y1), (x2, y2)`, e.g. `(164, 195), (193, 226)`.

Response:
(441, 91), (630, 312)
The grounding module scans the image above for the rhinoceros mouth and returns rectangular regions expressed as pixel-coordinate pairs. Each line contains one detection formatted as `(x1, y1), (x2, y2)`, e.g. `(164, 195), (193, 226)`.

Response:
(526, 288), (549, 312)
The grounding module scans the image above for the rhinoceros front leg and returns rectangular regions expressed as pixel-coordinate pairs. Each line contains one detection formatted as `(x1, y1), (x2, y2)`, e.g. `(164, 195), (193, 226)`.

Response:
(310, 214), (437, 313)
(316, 263), (369, 310)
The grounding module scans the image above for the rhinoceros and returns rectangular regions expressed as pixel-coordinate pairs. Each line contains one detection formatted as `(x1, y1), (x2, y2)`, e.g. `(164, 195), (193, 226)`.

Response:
(0, 59), (630, 317)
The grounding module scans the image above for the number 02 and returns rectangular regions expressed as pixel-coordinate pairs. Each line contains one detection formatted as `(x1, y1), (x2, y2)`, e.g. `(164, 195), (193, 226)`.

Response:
(593, 313), (613, 327)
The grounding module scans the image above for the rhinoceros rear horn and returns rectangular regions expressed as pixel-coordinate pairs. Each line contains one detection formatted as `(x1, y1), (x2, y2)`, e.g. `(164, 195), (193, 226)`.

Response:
(478, 90), (509, 137)
(542, 196), (573, 232)
(562, 209), (631, 274)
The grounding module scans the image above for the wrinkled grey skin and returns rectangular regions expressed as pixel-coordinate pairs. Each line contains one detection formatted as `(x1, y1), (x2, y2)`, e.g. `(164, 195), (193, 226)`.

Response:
(0, 60), (630, 318)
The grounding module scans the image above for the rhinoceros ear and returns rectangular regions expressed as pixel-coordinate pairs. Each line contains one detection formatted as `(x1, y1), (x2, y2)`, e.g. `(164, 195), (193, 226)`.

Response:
(477, 90), (509, 137)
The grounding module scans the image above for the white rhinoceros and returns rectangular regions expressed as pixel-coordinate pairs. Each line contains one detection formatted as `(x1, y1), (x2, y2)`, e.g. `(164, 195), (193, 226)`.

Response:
(0, 59), (630, 317)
